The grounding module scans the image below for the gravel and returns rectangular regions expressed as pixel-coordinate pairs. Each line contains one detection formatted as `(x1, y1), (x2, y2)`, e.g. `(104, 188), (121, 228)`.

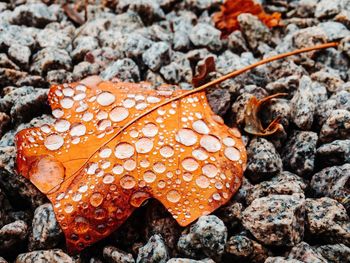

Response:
(0, 0), (349, 262)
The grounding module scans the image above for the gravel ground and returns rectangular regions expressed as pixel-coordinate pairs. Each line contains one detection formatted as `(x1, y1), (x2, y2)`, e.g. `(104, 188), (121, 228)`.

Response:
(0, 0), (350, 262)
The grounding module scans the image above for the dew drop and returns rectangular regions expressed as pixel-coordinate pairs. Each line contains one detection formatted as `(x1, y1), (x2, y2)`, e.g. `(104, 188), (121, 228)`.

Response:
(40, 125), (51, 133)
(223, 137), (236, 147)
(115, 143), (135, 159)
(212, 193), (221, 201)
(78, 185), (88, 193)
(120, 175), (136, 189)
(64, 204), (74, 213)
(110, 107), (129, 122)
(124, 159), (136, 171)
(73, 92), (86, 101)
(70, 123), (86, 137)
(224, 147), (240, 161)
(159, 145), (174, 158)
(97, 92), (115, 106)
(54, 119), (70, 132)
(192, 120), (210, 134)
(136, 102), (147, 110)
(153, 162), (166, 174)
(74, 216), (89, 234)
(44, 134), (64, 150)
(82, 112), (93, 122)
(130, 191), (151, 207)
(99, 147), (112, 158)
(175, 128), (198, 146)
(60, 97), (74, 109)
(52, 109), (64, 118)
(103, 174), (115, 184)
(97, 110), (108, 120)
(158, 180), (166, 189)
(90, 192), (104, 207)
(147, 96), (161, 103)
(200, 135), (221, 153)
(192, 148), (208, 160)
(166, 190), (181, 203)
(98, 119), (111, 131)
(72, 193), (82, 202)
(143, 170), (156, 183)
(183, 172), (193, 182)
(135, 138), (153, 154)
(196, 175), (210, 188)
(202, 164), (218, 178)
(87, 163), (98, 175)
(181, 158), (199, 172)
(123, 98), (136, 108)
(142, 123), (158, 137)
(140, 159), (150, 168)
(112, 165), (124, 175)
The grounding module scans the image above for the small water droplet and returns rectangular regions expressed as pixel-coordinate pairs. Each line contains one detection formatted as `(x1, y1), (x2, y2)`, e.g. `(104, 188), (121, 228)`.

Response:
(52, 108), (64, 118)
(99, 147), (112, 158)
(192, 148), (208, 160)
(82, 112), (93, 122)
(159, 145), (174, 158)
(143, 170), (156, 183)
(140, 159), (150, 168)
(115, 143), (135, 159)
(70, 123), (86, 137)
(153, 162), (166, 174)
(196, 175), (210, 188)
(200, 135), (221, 153)
(166, 190), (181, 203)
(44, 134), (64, 150)
(147, 96), (161, 104)
(123, 98), (136, 108)
(64, 204), (74, 213)
(97, 92), (115, 106)
(120, 175), (136, 189)
(181, 158), (199, 172)
(158, 180), (166, 188)
(130, 191), (151, 207)
(90, 192), (104, 207)
(103, 174), (115, 184)
(202, 164), (218, 178)
(78, 185), (88, 193)
(72, 193), (82, 202)
(142, 123), (158, 137)
(74, 216), (89, 234)
(110, 107), (129, 122)
(223, 137), (236, 147)
(183, 172), (193, 182)
(224, 147), (240, 161)
(192, 120), (210, 134)
(135, 138), (153, 154)
(112, 165), (124, 175)
(176, 128), (197, 146)
(124, 159), (136, 171)
(60, 97), (74, 109)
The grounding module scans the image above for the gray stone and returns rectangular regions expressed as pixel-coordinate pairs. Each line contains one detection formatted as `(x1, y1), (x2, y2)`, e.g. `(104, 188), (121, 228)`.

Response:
(206, 88), (231, 116)
(137, 234), (169, 263)
(292, 27), (327, 49)
(265, 257), (303, 263)
(36, 28), (72, 50)
(15, 249), (74, 263)
(216, 51), (242, 75)
(103, 246), (135, 263)
(142, 42), (170, 71)
(215, 201), (242, 230)
(319, 109), (350, 143)
(0, 53), (19, 70)
(305, 197), (350, 245)
(0, 220), (28, 253)
(128, 0), (165, 23)
(242, 194), (305, 246)
(30, 47), (72, 76)
(166, 259), (214, 263)
(29, 204), (63, 251)
(72, 62), (100, 81)
(341, 36), (350, 58)
(100, 58), (140, 82)
(46, 69), (73, 84)
(185, 0), (221, 11)
(7, 44), (31, 68)
(85, 47), (122, 69)
(318, 21), (350, 41)
(288, 242), (327, 263)
(316, 139), (350, 167)
(245, 138), (283, 183)
(316, 244), (350, 263)
(189, 23), (222, 52)
(177, 215), (227, 260)
(315, 0), (342, 19)
(311, 69), (345, 93)
(282, 131), (318, 177)
(160, 53), (192, 84)
(0, 25), (36, 50)
(71, 36), (99, 62)
(11, 3), (57, 28)
(228, 31), (249, 54)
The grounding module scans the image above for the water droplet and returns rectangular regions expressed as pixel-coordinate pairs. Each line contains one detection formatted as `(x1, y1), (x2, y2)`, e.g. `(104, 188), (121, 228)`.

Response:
(112, 165), (123, 175)
(130, 191), (151, 207)
(140, 159), (150, 168)
(70, 123), (86, 137)
(135, 102), (147, 110)
(153, 162), (166, 173)
(212, 193), (221, 201)
(158, 180), (166, 188)
(143, 170), (156, 183)
(99, 147), (112, 158)
(223, 137), (236, 147)
(196, 175), (210, 188)
(130, 129), (139, 138)
(54, 119), (70, 133)
(74, 216), (89, 234)
(202, 164), (218, 178)
(176, 128), (198, 146)
(60, 97), (74, 109)
(135, 138), (153, 154)
(78, 185), (88, 193)
(200, 135), (221, 153)
(224, 147), (240, 161)
(192, 148), (208, 160)
(94, 208), (107, 220)
(120, 175), (136, 189)
(110, 107), (129, 122)
(72, 193), (82, 202)
(147, 96), (161, 103)
(124, 159), (136, 171)
(44, 134), (64, 150)
(212, 114), (224, 124)
(183, 172), (193, 182)
(87, 163), (98, 175)
(73, 92), (86, 101)
(192, 120), (210, 134)
(229, 128), (241, 138)
(181, 158), (199, 172)
(103, 174), (115, 184)
(64, 204), (74, 213)
(98, 119), (111, 131)
(159, 145), (174, 158)
(63, 87), (74, 97)
(115, 143), (135, 159)
(97, 92), (115, 106)
(142, 123), (158, 137)
(166, 190), (181, 203)
(123, 98), (136, 108)
(90, 192), (104, 207)
(97, 110), (108, 120)
(82, 112), (93, 122)
(52, 108), (64, 118)
(40, 125), (51, 133)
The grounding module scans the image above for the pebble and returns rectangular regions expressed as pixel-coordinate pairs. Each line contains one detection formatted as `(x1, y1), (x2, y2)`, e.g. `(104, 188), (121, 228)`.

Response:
(36, 28), (72, 50)
(206, 88), (231, 116)
(128, 0), (165, 23)
(142, 42), (171, 71)
(287, 242), (327, 263)
(15, 249), (74, 263)
(242, 194), (305, 246)
(71, 36), (99, 62)
(319, 109), (350, 143)
(103, 246), (135, 263)
(7, 44), (31, 68)
(72, 62), (100, 81)
(28, 204), (63, 251)
(214, 201), (242, 230)
(100, 58), (140, 82)
(136, 234), (169, 263)
(189, 23), (222, 52)
(0, 25), (36, 50)
(316, 139), (350, 167)
(316, 243), (350, 263)
(0, 220), (28, 252)
(166, 259), (214, 263)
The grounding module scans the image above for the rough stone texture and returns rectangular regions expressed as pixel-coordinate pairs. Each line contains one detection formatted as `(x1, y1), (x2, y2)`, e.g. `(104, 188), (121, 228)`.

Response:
(7, 44), (31, 68)
(189, 23), (222, 51)
(316, 244), (350, 263)
(310, 164), (350, 210)
(103, 246), (135, 263)
(15, 249), (74, 263)
(319, 109), (350, 143)
(0, 220), (28, 253)
(287, 242), (327, 263)
(100, 58), (140, 82)
(142, 42), (170, 71)
(316, 139), (350, 167)
(177, 215), (227, 260)
(282, 131), (318, 177)
(166, 258), (214, 263)
(71, 36), (99, 62)
(242, 194), (305, 246)
(305, 197), (350, 245)
(245, 138), (283, 183)
(137, 234), (169, 263)
(28, 204), (63, 251)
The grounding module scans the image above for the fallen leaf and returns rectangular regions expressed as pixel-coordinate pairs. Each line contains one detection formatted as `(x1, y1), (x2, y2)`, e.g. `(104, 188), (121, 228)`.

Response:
(192, 56), (216, 88)
(213, 0), (281, 37)
(16, 79), (247, 253)
(244, 93), (286, 136)
(63, 3), (85, 25)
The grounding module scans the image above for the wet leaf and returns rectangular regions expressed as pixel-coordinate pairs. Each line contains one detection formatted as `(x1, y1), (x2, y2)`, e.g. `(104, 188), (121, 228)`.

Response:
(16, 77), (247, 253)
(244, 93), (286, 136)
(192, 56), (216, 88)
(213, 0), (281, 37)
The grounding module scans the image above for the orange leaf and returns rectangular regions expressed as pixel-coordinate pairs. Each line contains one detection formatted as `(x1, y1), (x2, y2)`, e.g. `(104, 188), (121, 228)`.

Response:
(192, 56), (216, 88)
(16, 78), (247, 253)
(213, 0), (281, 37)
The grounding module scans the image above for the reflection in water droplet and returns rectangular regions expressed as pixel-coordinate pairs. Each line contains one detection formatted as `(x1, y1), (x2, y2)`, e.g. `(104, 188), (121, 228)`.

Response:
(120, 175), (136, 189)
(124, 159), (136, 171)
(143, 170), (156, 183)
(196, 175), (210, 188)
(70, 123), (86, 137)
(130, 191), (151, 207)
(200, 135), (221, 153)
(192, 120), (210, 134)
(160, 145), (174, 158)
(153, 162), (166, 174)
(192, 148), (208, 160)
(202, 164), (218, 178)
(176, 128), (197, 146)
(166, 190), (181, 203)
(181, 158), (199, 172)
(60, 97), (74, 109)
(99, 147), (112, 158)
(142, 123), (158, 137)
(90, 192), (104, 207)
(97, 92), (115, 106)
(74, 216), (89, 234)
(115, 143), (135, 159)
(103, 174), (115, 184)
(110, 107), (129, 122)
(44, 134), (64, 151)
(224, 147), (240, 161)
(135, 138), (153, 153)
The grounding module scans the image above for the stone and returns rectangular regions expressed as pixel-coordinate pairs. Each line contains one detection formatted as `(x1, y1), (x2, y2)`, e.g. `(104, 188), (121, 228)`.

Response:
(311, 69), (345, 93)
(11, 3), (57, 28)
(189, 23), (222, 52)
(242, 194), (305, 246)
(305, 197), (350, 245)
(136, 234), (169, 263)
(206, 88), (231, 116)
(177, 215), (227, 260)
(319, 109), (350, 143)
(100, 58), (140, 82)
(292, 27), (327, 49)
(7, 44), (31, 68)
(103, 246), (135, 263)
(227, 31), (249, 53)
(36, 28), (72, 50)
(166, 259), (214, 263)
(341, 36), (350, 58)
(214, 201), (242, 230)
(316, 244), (350, 263)
(142, 42), (170, 71)
(15, 249), (74, 263)
(0, 112), (10, 137)
(71, 36), (99, 62)
(30, 47), (72, 76)
(0, 25), (36, 50)
(216, 50), (242, 75)
(0, 220), (28, 253)
(237, 13), (273, 50)
(85, 48), (122, 69)
(288, 242), (327, 263)
(315, 0), (342, 19)
(282, 131), (318, 177)
(72, 62), (100, 81)
(246, 171), (307, 205)
(318, 21), (350, 41)
(265, 257), (303, 263)
(160, 54), (192, 84)
(316, 140), (350, 167)
(28, 204), (63, 251)
(245, 138), (283, 183)
(46, 70), (73, 84)
(128, 0), (165, 23)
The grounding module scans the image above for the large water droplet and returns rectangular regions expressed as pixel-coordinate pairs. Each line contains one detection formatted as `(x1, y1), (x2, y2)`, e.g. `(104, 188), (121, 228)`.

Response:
(192, 148), (208, 160)
(52, 108), (64, 118)
(200, 135), (221, 153)
(44, 134), (64, 151)
(109, 107), (129, 122)
(96, 92), (115, 106)
(166, 190), (181, 203)
(202, 164), (218, 178)
(181, 158), (199, 172)
(195, 175), (210, 188)
(130, 191), (151, 207)
(192, 120), (210, 134)
(112, 165), (124, 175)
(147, 96), (161, 104)
(135, 138), (153, 154)
(123, 98), (136, 108)
(90, 192), (104, 207)
(124, 159), (136, 171)
(223, 137), (236, 147)
(70, 123), (86, 137)
(143, 170), (156, 183)
(115, 143), (135, 159)
(159, 145), (174, 158)
(153, 162), (166, 174)
(142, 123), (158, 137)
(224, 147), (240, 161)
(54, 119), (70, 133)
(63, 87), (74, 97)
(103, 174), (115, 184)
(82, 112), (93, 122)
(74, 216), (89, 234)
(60, 97), (74, 109)
(176, 128), (197, 146)
(120, 175), (136, 189)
